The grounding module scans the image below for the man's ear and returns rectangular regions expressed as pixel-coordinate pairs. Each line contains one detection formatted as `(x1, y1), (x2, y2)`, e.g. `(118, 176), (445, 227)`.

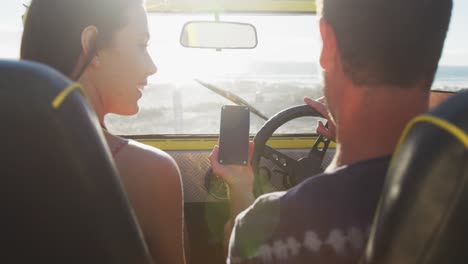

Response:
(319, 19), (337, 70)
(81, 26), (99, 65)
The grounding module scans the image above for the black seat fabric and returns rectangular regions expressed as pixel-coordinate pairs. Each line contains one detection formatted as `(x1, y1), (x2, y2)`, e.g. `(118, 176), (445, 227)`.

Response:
(364, 90), (468, 264)
(0, 60), (152, 264)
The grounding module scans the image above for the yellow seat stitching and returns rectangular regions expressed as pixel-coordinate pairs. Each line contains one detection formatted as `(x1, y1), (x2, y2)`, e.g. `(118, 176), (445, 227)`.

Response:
(51, 82), (85, 109)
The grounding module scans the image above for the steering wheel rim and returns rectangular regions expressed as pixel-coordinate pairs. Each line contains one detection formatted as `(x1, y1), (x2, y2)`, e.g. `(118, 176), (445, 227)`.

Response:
(252, 104), (329, 196)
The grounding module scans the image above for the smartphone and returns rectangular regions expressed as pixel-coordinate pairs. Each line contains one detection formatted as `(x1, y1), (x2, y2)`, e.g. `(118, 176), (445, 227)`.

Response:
(218, 105), (250, 165)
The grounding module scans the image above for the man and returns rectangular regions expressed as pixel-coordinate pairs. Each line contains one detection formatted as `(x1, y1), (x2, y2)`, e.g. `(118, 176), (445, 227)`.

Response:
(209, 0), (453, 263)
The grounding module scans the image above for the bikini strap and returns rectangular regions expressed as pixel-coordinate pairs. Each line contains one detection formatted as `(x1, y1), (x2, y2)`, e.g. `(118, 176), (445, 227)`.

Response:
(111, 140), (129, 157)
(100, 124), (128, 157)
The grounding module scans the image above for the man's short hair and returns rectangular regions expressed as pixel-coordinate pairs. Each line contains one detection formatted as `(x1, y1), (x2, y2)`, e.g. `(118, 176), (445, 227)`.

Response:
(318, 0), (453, 89)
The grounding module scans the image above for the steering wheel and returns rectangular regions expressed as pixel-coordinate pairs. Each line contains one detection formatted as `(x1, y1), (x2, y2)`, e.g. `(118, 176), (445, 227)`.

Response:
(252, 105), (330, 196)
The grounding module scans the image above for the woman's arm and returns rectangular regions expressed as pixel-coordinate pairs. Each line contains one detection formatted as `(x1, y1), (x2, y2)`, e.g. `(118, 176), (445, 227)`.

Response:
(116, 142), (186, 264)
(209, 142), (256, 256)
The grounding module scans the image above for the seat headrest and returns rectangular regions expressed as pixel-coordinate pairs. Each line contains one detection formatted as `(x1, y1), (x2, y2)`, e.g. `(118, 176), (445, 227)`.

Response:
(0, 60), (152, 263)
(364, 90), (468, 264)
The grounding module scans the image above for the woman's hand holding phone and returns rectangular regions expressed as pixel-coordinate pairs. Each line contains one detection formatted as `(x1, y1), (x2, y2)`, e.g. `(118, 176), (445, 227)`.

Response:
(209, 142), (256, 255)
(209, 142), (255, 193)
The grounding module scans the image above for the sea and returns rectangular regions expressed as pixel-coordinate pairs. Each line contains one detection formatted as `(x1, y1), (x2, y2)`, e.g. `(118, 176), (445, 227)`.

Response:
(433, 65), (468, 91)
(107, 64), (468, 135)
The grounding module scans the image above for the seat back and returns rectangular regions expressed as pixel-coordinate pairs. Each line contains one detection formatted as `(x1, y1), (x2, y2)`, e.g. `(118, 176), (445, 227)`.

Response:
(0, 60), (152, 263)
(364, 90), (468, 263)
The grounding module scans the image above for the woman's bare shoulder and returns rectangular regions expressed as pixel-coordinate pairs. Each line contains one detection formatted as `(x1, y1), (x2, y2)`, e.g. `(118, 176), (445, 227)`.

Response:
(112, 139), (185, 263)
(127, 140), (176, 165)
(116, 139), (181, 184)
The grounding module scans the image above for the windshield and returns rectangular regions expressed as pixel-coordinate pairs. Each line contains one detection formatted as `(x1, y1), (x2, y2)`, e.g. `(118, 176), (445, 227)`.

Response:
(107, 14), (322, 135)
(1, 2), (467, 135)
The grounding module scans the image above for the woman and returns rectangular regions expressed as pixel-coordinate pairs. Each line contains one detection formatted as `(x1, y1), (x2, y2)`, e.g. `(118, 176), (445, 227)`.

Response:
(21, 0), (186, 263)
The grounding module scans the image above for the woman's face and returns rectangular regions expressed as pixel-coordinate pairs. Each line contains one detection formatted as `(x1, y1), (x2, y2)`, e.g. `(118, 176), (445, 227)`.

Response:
(94, 5), (157, 115)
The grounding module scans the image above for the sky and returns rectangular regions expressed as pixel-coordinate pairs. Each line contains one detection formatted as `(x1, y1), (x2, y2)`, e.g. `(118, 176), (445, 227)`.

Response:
(1, 0), (467, 66)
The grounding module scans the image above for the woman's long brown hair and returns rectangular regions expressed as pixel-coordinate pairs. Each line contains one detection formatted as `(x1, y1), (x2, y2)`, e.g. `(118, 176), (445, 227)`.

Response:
(21, 0), (142, 80)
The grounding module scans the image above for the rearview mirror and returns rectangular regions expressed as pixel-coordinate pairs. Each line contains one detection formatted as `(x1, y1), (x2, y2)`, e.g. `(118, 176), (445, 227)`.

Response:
(180, 21), (258, 49)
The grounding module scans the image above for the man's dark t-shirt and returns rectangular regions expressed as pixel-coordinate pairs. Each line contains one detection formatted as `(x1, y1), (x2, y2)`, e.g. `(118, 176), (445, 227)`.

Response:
(227, 156), (391, 264)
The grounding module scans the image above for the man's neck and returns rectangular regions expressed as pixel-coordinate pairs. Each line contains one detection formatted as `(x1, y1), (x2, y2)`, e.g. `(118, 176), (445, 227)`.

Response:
(327, 85), (429, 171)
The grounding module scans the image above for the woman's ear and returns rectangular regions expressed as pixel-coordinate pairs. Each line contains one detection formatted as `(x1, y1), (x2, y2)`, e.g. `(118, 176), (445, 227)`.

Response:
(81, 26), (99, 65)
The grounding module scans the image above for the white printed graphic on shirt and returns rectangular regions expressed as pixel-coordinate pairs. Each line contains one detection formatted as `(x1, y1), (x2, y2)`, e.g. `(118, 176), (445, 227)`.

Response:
(303, 231), (322, 252)
(236, 226), (369, 263)
(286, 237), (302, 257)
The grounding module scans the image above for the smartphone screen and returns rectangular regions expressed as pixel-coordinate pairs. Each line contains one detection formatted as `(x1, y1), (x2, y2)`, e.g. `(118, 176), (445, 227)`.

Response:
(218, 105), (250, 165)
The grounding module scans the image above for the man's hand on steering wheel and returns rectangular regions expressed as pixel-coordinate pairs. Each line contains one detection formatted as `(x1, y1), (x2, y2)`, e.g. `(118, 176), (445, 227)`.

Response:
(304, 96), (337, 142)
